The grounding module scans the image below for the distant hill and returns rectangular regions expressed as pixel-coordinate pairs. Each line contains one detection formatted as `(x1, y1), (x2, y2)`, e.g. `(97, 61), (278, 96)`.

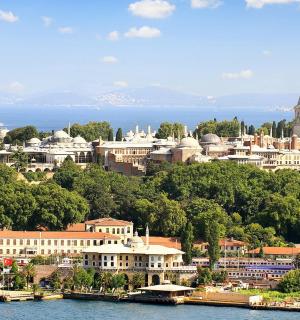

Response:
(0, 87), (299, 109)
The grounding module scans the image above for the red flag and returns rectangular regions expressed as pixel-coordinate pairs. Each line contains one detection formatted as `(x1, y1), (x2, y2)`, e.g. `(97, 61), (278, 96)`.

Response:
(3, 258), (13, 267)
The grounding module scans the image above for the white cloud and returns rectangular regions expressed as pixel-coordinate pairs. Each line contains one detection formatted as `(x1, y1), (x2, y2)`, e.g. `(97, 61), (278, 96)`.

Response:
(114, 81), (128, 88)
(246, 0), (300, 9)
(102, 56), (119, 64)
(191, 0), (223, 9)
(125, 26), (161, 38)
(262, 49), (272, 56)
(222, 69), (254, 80)
(41, 16), (53, 27)
(128, 0), (175, 19)
(4, 81), (25, 94)
(107, 31), (119, 41)
(0, 10), (18, 23)
(58, 26), (73, 34)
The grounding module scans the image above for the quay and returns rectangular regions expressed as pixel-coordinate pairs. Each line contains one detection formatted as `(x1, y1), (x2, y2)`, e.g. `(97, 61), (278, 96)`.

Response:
(0, 291), (34, 302)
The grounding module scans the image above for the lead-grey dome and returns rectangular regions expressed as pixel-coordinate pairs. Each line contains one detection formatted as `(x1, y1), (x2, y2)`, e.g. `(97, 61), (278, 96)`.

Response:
(200, 133), (221, 145)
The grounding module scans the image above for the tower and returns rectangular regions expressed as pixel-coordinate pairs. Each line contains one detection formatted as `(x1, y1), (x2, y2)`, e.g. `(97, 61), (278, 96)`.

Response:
(292, 97), (300, 136)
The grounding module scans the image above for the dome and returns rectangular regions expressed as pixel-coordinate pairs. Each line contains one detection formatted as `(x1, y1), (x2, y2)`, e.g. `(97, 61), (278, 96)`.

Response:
(179, 137), (200, 149)
(53, 130), (69, 139)
(200, 133), (221, 145)
(73, 135), (86, 144)
(129, 231), (145, 248)
(27, 137), (41, 144)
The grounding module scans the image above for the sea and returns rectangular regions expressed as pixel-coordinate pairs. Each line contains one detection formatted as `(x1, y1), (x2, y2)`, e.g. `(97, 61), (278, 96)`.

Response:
(0, 105), (293, 132)
(0, 300), (299, 320)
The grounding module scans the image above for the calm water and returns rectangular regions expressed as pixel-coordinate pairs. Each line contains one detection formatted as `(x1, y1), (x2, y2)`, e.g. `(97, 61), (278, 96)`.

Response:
(0, 105), (292, 132)
(0, 300), (299, 320)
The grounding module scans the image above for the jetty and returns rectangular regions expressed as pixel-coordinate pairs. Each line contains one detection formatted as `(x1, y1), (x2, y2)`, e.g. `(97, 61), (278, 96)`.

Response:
(0, 291), (34, 302)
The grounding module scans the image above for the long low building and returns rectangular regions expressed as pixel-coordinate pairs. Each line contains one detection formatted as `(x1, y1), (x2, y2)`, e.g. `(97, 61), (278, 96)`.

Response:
(83, 231), (196, 286)
(0, 231), (120, 257)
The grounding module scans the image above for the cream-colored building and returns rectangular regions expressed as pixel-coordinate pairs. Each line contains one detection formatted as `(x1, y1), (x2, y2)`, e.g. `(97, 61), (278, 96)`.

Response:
(83, 230), (196, 286)
(0, 231), (120, 257)
(67, 217), (134, 243)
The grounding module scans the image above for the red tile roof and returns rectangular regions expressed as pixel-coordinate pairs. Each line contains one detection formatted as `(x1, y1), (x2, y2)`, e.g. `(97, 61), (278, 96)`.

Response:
(141, 236), (181, 249)
(0, 231), (120, 240)
(248, 247), (300, 256)
(65, 223), (86, 232)
(85, 217), (133, 227)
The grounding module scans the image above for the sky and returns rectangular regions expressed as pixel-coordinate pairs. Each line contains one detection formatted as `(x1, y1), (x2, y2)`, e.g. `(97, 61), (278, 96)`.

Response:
(0, 0), (300, 97)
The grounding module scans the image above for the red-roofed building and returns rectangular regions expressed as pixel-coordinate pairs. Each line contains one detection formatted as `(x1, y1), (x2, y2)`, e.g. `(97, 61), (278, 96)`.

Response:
(141, 236), (181, 250)
(67, 218), (134, 242)
(194, 238), (247, 254)
(248, 247), (300, 259)
(0, 230), (120, 258)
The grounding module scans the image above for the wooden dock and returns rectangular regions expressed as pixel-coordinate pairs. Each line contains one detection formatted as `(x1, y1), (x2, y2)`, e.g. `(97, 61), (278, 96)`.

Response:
(0, 291), (34, 302)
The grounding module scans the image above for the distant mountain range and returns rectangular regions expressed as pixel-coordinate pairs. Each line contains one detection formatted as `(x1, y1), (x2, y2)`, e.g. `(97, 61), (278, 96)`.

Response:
(0, 87), (299, 110)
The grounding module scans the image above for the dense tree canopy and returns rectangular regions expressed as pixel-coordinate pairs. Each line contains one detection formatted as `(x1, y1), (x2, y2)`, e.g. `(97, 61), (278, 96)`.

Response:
(4, 126), (39, 145)
(66, 121), (112, 142)
(155, 122), (185, 139)
(194, 119), (240, 137)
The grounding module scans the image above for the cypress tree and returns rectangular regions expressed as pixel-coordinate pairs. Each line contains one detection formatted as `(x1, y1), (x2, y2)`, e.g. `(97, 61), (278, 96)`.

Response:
(272, 121), (277, 138)
(108, 128), (114, 141)
(116, 128), (123, 141)
(181, 222), (194, 265)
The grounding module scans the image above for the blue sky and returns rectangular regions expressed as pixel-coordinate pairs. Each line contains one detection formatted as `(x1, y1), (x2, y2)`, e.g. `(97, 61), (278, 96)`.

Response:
(0, 0), (300, 97)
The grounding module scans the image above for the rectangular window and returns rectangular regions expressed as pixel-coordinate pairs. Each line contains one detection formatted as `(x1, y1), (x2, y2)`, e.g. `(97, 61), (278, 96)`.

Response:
(114, 240), (118, 244)
(48, 240), (51, 245)
(6, 249), (10, 254)
(93, 240), (97, 246)
(41, 249), (44, 254)
(85, 260), (88, 266)
(61, 240), (64, 246)
(111, 262), (114, 267)
(126, 256), (128, 261)
(112, 228), (116, 234)
(41, 240), (44, 246)
(13, 249), (16, 254)
(27, 239), (30, 245)
(73, 240), (77, 246)
(48, 250), (51, 254)
(80, 240), (84, 246)
(104, 262), (107, 267)
(0, 239), (3, 245)
(127, 227), (130, 234)
(108, 240), (111, 244)
(13, 239), (17, 245)
(106, 228), (109, 233)
(111, 256), (114, 261)
(7, 239), (10, 245)
(87, 240), (90, 246)
(34, 240), (38, 245)
(0, 249), (2, 254)
(54, 240), (58, 246)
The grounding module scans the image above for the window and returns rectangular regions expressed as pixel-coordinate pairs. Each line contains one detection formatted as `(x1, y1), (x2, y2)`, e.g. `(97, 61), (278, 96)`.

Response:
(93, 255), (96, 260)
(100, 240), (104, 245)
(73, 240), (77, 246)
(13, 239), (17, 245)
(120, 262), (123, 267)
(0, 239), (3, 245)
(108, 241), (111, 244)
(126, 262), (128, 267)
(127, 227), (130, 234)
(61, 240), (64, 246)
(104, 262), (107, 267)
(111, 256), (114, 261)
(48, 240), (51, 245)
(92, 261), (96, 266)
(80, 240), (84, 246)
(117, 228), (120, 234)
(111, 262), (114, 267)
(7, 239), (10, 245)
(6, 249), (10, 254)
(139, 256), (142, 261)
(34, 240), (38, 245)
(93, 240), (97, 246)
(126, 256), (128, 261)
(121, 228), (125, 234)
(20, 239), (24, 245)
(41, 249), (44, 254)
(85, 254), (88, 259)
(112, 228), (116, 234)
(87, 240), (90, 246)
(0, 249), (2, 254)
(40, 240), (44, 246)
(13, 249), (16, 254)
(54, 240), (58, 246)
(104, 256), (107, 261)
(48, 250), (51, 254)
(27, 239), (30, 245)
(120, 256), (123, 260)
(106, 228), (109, 233)
(85, 260), (88, 266)
(67, 240), (71, 246)
(114, 240), (118, 244)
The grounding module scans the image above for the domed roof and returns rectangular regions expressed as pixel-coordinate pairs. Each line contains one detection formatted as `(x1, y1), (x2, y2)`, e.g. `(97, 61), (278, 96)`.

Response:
(73, 135), (86, 144)
(129, 231), (145, 248)
(179, 136), (200, 149)
(53, 130), (69, 139)
(200, 133), (221, 145)
(27, 137), (41, 144)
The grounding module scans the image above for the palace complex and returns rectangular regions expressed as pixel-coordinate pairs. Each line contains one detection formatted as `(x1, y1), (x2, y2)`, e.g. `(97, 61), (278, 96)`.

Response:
(1, 98), (300, 175)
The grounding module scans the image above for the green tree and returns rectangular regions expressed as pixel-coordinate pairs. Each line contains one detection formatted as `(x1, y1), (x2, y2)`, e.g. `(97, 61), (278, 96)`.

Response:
(116, 128), (123, 141)
(278, 270), (300, 293)
(196, 267), (212, 285)
(49, 271), (62, 291)
(248, 125), (255, 135)
(212, 270), (227, 283)
(53, 158), (82, 190)
(30, 183), (89, 230)
(181, 222), (194, 264)
(206, 220), (221, 269)
(130, 273), (145, 290)
(111, 273), (126, 291)
(22, 263), (36, 289)
(11, 148), (28, 172)
(67, 122), (112, 142)
(108, 128), (114, 141)
(4, 126), (39, 145)
(155, 122), (184, 139)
